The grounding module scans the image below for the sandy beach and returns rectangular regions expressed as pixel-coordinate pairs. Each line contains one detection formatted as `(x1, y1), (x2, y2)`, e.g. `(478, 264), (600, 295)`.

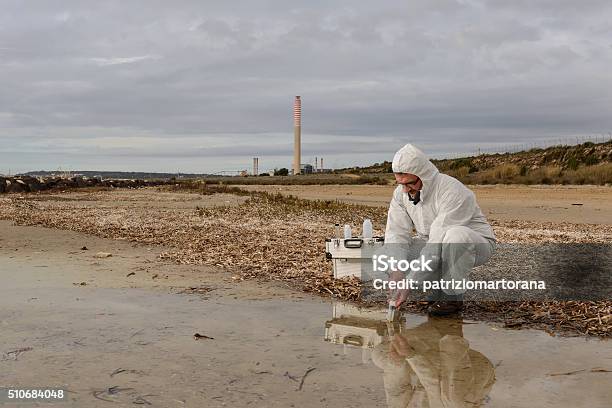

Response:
(236, 184), (612, 225)
(2, 219), (611, 407)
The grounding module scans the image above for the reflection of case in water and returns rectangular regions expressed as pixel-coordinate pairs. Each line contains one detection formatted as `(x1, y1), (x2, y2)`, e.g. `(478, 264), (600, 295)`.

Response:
(324, 303), (401, 350)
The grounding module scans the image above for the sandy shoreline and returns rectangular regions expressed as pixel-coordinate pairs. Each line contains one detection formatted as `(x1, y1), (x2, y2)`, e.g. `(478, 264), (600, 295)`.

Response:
(2, 220), (611, 406)
(236, 184), (612, 225)
(1, 187), (610, 405)
(1, 188), (610, 337)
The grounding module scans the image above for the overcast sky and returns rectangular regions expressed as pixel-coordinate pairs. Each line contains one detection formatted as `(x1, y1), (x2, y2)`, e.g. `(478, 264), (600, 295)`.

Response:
(1, 0), (612, 174)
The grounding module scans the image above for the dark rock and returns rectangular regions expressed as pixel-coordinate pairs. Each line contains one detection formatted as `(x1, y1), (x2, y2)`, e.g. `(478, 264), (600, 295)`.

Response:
(0, 175), (172, 194)
(19, 176), (43, 192)
(6, 179), (27, 193)
(72, 176), (87, 188)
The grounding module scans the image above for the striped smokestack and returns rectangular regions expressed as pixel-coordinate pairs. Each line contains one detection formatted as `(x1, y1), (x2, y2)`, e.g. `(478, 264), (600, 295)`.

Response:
(293, 96), (301, 175)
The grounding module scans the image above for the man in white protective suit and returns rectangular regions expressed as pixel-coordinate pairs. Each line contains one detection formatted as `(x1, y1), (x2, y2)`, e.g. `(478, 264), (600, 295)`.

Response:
(384, 144), (496, 316)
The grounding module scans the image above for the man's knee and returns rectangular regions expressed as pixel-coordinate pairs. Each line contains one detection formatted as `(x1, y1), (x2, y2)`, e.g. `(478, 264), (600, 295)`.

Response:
(441, 226), (476, 244)
(441, 226), (493, 267)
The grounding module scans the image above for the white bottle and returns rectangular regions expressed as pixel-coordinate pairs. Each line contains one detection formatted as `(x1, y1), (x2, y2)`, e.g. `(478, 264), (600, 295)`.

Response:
(343, 224), (352, 239)
(334, 223), (341, 239)
(362, 218), (373, 239)
(334, 223), (341, 247)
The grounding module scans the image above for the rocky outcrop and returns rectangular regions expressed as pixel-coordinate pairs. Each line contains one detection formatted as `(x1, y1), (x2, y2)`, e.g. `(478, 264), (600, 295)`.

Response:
(0, 176), (167, 195)
(435, 141), (612, 173)
(337, 141), (612, 174)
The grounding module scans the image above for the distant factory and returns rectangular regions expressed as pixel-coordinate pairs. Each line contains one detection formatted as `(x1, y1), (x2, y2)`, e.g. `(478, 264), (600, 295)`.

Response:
(239, 96), (332, 176)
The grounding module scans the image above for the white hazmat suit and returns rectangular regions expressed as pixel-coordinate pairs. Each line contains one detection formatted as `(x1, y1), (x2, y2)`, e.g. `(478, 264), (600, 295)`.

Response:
(384, 144), (496, 295)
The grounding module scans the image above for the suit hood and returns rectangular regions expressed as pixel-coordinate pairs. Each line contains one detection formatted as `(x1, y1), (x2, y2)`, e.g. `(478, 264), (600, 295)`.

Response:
(392, 144), (439, 182)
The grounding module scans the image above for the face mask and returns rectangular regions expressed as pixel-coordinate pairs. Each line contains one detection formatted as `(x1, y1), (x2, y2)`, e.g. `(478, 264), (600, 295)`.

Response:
(408, 190), (421, 205)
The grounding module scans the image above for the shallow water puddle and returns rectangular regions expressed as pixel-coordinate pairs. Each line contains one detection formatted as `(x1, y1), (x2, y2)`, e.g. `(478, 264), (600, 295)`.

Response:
(1, 279), (610, 407)
(323, 302), (611, 407)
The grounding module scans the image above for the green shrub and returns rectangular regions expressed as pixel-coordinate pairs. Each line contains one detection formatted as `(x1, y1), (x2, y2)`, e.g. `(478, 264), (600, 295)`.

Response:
(274, 168), (289, 176)
(567, 157), (579, 170)
(450, 158), (473, 170)
(493, 164), (520, 179)
(584, 155), (600, 166)
(455, 166), (470, 178)
(571, 163), (612, 185)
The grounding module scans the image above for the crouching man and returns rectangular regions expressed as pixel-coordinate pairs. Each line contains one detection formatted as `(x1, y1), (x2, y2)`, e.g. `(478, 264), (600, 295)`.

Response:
(384, 144), (496, 316)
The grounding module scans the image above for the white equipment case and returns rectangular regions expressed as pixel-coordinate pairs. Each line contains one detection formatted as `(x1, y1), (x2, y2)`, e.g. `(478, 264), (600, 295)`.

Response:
(325, 236), (385, 281)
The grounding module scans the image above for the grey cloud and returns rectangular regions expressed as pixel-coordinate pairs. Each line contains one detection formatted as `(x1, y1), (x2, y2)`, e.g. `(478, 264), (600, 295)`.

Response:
(1, 0), (611, 173)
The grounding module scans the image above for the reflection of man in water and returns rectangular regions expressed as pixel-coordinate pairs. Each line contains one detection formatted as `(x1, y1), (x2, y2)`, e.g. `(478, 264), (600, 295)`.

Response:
(371, 317), (495, 408)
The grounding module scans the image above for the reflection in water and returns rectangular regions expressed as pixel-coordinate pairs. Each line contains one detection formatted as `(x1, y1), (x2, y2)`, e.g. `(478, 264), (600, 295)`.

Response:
(325, 302), (495, 408)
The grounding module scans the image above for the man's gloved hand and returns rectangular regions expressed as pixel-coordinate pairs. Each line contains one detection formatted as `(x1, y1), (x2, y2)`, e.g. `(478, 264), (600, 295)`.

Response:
(388, 270), (409, 307)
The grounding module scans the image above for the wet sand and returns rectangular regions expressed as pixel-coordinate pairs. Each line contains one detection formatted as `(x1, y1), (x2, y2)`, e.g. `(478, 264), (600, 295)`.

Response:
(236, 184), (612, 225)
(2, 222), (611, 407)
